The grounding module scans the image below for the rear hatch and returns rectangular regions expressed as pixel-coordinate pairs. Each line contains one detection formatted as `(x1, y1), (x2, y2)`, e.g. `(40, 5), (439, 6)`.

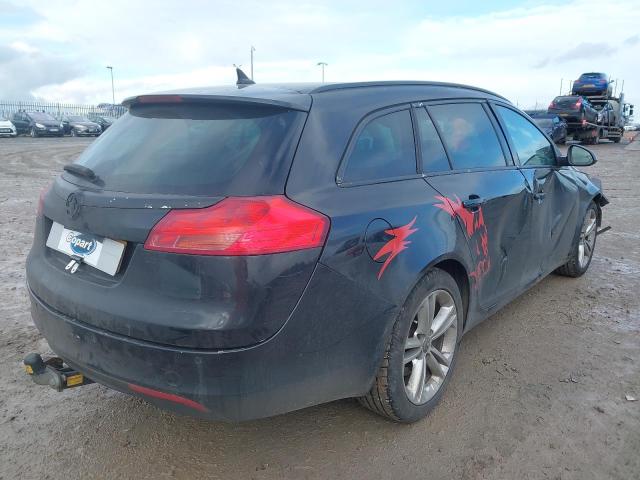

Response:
(548, 96), (583, 122)
(27, 96), (328, 349)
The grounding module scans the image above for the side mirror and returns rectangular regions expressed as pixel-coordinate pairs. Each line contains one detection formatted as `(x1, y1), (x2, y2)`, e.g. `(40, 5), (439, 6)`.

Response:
(566, 144), (597, 167)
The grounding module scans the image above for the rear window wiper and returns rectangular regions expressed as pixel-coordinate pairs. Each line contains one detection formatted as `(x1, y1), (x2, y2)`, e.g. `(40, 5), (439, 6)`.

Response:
(63, 164), (98, 182)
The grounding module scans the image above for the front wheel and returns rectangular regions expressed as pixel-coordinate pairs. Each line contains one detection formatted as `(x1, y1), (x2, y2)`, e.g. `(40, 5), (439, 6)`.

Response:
(70, 129), (77, 137)
(30, 127), (38, 138)
(556, 203), (598, 277)
(359, 268), (463, 423)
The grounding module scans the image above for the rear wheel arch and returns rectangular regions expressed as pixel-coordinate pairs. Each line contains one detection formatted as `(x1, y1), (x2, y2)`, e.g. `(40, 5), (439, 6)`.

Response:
(432, 259), (470, 330)
(403, 255), (471, 331)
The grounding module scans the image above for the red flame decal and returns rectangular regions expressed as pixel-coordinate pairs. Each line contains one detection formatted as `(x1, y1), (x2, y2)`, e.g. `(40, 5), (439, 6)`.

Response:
(374, 216), (418, 280)
(434, 195), (491, 288)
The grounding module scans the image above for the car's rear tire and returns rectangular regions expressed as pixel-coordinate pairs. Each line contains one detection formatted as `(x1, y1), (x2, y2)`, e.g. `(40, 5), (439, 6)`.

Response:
(556, 202), (598, 278)
(70, 129), (77, 137)
(30, 127), (38, 138)
(358, 268), (463, 423)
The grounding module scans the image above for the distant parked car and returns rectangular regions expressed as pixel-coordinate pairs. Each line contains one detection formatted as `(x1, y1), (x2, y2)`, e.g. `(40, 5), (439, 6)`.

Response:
(11, 111), (64, 137)
(61, 116), (102, 137)
(0, 116), (17, 137)
(532, 115), (567, 144)
(548, 96), (598, 124)
(87, 114), (115, 131)
(571, 72), (612, 97)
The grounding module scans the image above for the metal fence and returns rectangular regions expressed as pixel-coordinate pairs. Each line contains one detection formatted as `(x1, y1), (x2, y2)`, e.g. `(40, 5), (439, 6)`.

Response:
(0, 100), (126, 120)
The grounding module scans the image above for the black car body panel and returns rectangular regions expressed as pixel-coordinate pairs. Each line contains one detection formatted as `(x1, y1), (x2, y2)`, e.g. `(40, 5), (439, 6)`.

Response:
(26, 81), (605, 420)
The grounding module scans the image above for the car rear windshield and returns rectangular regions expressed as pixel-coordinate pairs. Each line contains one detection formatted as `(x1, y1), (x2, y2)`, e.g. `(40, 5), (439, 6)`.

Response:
(71, 102), (306, 196)
(552, 97), (581, 108)
(580, 73), (605, 79)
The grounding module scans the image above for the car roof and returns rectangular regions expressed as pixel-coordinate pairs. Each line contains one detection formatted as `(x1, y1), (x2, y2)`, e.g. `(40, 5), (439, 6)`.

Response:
(124, 81), (508, 112)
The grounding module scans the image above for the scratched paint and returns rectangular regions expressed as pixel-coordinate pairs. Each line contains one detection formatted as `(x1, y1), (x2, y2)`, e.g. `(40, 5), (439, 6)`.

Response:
(373, 216), (418, 280)
(434, 195), (490, 288)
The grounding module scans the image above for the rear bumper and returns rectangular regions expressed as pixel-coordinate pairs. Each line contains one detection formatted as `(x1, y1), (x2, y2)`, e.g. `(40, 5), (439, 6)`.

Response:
(28, 263), (396, 421)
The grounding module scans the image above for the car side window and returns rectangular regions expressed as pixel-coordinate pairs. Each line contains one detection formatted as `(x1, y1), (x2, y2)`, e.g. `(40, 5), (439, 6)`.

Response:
(495, 106), (556, 167)
(414, 108), (450, 173)
(428, 103), (506, 169)
(343, 109), (417, 183)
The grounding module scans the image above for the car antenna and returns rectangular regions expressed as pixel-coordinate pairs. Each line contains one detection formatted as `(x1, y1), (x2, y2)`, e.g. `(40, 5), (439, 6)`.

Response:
(236, 67), (255, 86)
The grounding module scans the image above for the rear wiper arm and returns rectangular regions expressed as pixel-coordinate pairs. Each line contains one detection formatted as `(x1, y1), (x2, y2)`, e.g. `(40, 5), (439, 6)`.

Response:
(63, 164), (98, 182)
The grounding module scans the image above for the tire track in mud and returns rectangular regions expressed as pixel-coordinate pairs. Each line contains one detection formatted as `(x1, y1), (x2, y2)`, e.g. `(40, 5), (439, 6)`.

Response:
(0, 138), (92, 178)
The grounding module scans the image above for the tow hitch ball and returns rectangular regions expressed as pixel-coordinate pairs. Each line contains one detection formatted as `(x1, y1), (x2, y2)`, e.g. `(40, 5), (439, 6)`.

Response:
(23, 353), (93, 392)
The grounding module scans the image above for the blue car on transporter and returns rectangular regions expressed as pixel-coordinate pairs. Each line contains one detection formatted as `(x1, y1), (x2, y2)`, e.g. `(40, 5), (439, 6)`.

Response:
(25, 74), (608, 423)
(571, 72), (612, 97)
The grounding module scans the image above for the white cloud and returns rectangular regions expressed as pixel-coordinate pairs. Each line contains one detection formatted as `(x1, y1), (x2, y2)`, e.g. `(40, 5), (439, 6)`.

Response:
(1, 0), (639, 110)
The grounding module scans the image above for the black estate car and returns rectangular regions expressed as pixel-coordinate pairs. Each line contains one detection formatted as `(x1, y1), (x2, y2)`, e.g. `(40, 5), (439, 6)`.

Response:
(26, 80), (607, 423)
(11, 111), (64, 137)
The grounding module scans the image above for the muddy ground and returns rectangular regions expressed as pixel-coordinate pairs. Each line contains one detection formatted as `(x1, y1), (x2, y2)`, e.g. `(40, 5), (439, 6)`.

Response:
(0, 135), (638, 480)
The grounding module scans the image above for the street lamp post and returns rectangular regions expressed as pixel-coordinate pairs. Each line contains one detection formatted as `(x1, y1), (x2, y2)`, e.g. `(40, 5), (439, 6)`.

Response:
(317, 62), (328, 83)
(106, 66), (115, 105)
(250, 46), (256, 81)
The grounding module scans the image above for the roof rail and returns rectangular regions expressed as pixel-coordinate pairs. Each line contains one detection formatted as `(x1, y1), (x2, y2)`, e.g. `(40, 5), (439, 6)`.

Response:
(308, 81), (507, 100)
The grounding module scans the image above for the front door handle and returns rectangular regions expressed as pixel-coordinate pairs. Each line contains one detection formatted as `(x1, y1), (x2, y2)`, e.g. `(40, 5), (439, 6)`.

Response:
(462, 195), (484, 211)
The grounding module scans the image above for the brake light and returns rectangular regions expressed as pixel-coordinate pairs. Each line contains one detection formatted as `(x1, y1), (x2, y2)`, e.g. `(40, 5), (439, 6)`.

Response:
(575, 100), (582, 108)
(144, 196), (330, 256)
(137, 95), (182, 104)
(581, 119), (587, 126)
(37, 184), (51, 216)
(548, 102), (555, 109)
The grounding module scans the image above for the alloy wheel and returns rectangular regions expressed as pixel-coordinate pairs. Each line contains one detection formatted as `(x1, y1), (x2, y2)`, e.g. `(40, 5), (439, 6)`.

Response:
(578, 208), (597, 268)
(403, 289), (457, 405)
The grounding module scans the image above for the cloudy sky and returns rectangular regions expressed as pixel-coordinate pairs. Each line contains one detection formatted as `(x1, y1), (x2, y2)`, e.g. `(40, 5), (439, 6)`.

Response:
(1, 0), (639, 110)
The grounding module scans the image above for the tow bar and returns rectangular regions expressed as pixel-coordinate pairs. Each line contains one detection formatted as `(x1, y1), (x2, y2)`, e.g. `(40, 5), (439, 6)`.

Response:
(23, 353), (93, 392)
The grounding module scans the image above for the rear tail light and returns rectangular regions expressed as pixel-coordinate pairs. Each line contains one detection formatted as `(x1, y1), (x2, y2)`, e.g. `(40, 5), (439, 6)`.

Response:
(144, 195), (330, 256)
(575, 100), (582, 108)
(37, 184), (51, 216)
(581, 119), (587, 126)
(548, 102), (554, 109)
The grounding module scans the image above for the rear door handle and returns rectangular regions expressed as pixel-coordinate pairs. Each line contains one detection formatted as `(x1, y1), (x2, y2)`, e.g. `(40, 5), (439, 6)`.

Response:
(462, 196), (485, 211)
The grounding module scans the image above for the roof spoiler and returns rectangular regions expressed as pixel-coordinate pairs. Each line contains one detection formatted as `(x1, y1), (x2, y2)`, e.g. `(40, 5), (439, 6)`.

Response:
(236, 68), (255, 86)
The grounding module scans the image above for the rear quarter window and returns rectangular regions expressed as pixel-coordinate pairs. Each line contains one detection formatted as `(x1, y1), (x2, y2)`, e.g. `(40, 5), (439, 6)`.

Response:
(71, 103), (306, 196)
(342, 109), (417, 184)
(414, 108), (450, 173)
